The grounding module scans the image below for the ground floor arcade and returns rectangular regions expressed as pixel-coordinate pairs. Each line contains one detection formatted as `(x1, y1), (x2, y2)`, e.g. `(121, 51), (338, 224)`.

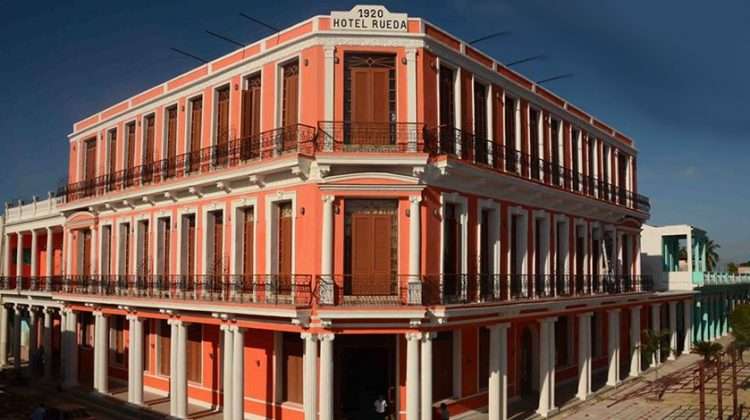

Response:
(0, 295), (694, 420)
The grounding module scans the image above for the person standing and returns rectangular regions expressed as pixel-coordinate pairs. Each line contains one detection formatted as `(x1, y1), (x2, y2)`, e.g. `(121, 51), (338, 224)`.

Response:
(374, 395), (388, 419)
(439, 402), (450, 420)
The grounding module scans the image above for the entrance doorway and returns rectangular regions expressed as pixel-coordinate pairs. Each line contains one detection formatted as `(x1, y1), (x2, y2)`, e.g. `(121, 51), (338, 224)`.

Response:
(519, 326), (537, 398)
(335, 334), (396, 420)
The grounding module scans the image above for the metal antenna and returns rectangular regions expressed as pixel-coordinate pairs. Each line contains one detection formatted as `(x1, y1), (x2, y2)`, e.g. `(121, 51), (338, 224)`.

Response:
(506, 54), (546, 67)
(536, 73), (574, 85)
(468, 31), (511, 45)
(170, 48), (208, 64)
(239, 13), (280, 32)
(205, 30), (245, 48)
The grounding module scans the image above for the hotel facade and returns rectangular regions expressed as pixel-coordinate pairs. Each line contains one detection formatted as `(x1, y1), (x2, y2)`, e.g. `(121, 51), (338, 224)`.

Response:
(0, 6), (694, 420)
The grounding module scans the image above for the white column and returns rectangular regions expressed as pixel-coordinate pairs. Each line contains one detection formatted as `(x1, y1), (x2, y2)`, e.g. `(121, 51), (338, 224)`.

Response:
(30, 230), (38, 280)
(319, 334), (335, 420)
(577, 313), (592, 400)
(302, 333), (318, 420)
(134, 317), (144, 404)
(127, 316), (135, 403)
(63, 309), (78, 388)
(406, 332), (421, 420)
(683, 300), (693, 352)
(169, 319), (178, 416)
(94, 311), (108, 393)
(409, 197), (421, 278)
(406, 48), (418, 124)
(46, 228), (54, 277)
(231, 326), (244, 420)
(321, 196), (333, 277)
(537, 318), (556, 417)
(420, 332), (433, 420)
(12, 305), (21, 371)
(3, 234), (10, 277)
(488, 324), (509, 420)
(668, 301), (677, 360)
(16, 232), (23, 279)
(43, 308), (53, 380)
(28, 308), (38, 359)
(175, 321), (187, 418)
(651, 304), (661, 366)
(630, 306), (642, 377)
(0, 305), (7, 367)
(607, 309), (621, 386)
(221, 324), (234, 420)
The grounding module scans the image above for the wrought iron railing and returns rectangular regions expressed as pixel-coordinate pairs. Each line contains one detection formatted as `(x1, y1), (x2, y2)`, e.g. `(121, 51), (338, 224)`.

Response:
(62, 124), (317, 202)
(316, 121), (425, 153)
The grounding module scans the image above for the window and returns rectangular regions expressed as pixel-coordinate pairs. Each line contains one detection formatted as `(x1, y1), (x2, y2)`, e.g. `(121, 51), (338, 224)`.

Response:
(555, 316), (570, 367)
(281, 60), (299, 127)
(186, 324), (202, 383)
(208, 211), (224, 276)
(276, 202), (293, 278)
(282, 332), (303, 403)
(551, 119), (561, 185)
(529, 109), (540, 179)
(114, 316), (125, 364)
(242, 74), (262, 138)
(504, 96), (517, 172)
(182, 214), (197, 278)
(125, 122), (136, 186)
(157, 217), (171, 277)
(101, 225), (112, 276)
(473, 82), (488, 163)
(137, 220), (150, 276)
(107, 129), (117, 176)
(571, 128), (580, 191)
(479, 327), (490, 388)
(242, 207), (255, 277)
(443, 203), (460, 299)
(120, 223), (131, 275)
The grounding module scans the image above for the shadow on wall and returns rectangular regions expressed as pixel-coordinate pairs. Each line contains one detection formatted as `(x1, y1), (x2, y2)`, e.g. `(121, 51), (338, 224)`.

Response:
(641, 254), (668, 291)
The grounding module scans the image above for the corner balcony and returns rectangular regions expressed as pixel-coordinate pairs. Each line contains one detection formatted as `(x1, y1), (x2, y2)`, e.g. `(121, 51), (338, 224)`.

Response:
(61, 124), (317, 203)
(0, 273), (653, 308)
(423, 126), (650, 213)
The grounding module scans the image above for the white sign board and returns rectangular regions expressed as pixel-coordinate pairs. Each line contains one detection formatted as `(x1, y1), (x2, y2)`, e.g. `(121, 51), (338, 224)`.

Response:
(331, 5), (408, 32)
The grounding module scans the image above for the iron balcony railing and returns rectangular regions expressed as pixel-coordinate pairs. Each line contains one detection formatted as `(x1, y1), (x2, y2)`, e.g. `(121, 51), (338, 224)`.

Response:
(62, 124), (317, 202)
(316, 121), (426, 153)
(0, 273), (651, 306)
(423, 125), (650, 213)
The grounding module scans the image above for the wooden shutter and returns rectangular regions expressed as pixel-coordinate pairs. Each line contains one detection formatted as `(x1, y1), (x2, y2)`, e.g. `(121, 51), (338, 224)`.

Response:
(277, 204), (293, 277)
(84, 139), (97, 181)
(158, 320), (170, 375)
(282, 61), (299, 127)
(213, 213), (223, 276)
(243, 208), (255, 277)
(144, 115), (155, 163)
(123, 225), (130, 275)
(126, 123), (136, 169)
(217, 87), (230, 145)
(479, 327), (490, 384)
(474, 83), (487, 139)
(282, 333), (303, 403)
(190, 98), (203, 152)
(351, 213), (393, 295)
(115, 316), (125, 364)
(141, 221), (150, 275)
(186, 324), (202, 383)
(241, 75), (261, 138)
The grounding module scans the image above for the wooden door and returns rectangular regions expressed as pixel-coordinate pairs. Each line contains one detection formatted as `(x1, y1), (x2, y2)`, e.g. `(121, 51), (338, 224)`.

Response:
(158, 319), (170, 375)
(189, 98), (203, 172)
(443, 204), (459, 297)
(107, 131), (117, 175)
(141, 221), (150, 276)
(282, 61), (299, 127)
(277, 204), (293, 284)
(143, 115), (155, 164)
(282, 333), (303, 403)
(166, 106), (178, 177)
(216, 86), (230, 166)
(241, 75), (261, 159)
(122, 225), (131, 275)
(125, 123), (136, 185)
(82, 230), (92, 276)
(185, 216), (196, 289)
(243, 208), (255, 277)
(350, 213), (393, 295)
(161, 220), (171, 277)
(84, 139), (97, 181)
(186, 324), (201, 383)
(473, 83), (488, 162)
(212, 213), (223, 277)
(350, 67), (390, 145)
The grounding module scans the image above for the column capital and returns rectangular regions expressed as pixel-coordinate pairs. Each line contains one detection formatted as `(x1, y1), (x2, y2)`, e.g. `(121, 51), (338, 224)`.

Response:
(577, 312), (594, 319)
(300, 332), (318, 341)
(630, 305), (642, 312)
(409, 195), (422, 204)
(321, 195), (335, 204)
(229, 324), (244, 333)
(488, 322), (510, 331)
(167, 317), (182, 326)
(405, 331), (422, 341)
(318, 333), (335, 342)
(607, 308), (621, 314)
(323, 45), (336, 57)
(539, 316), (558, 325)
(651, 302), (662, 309)
(420, 331), (436, 342)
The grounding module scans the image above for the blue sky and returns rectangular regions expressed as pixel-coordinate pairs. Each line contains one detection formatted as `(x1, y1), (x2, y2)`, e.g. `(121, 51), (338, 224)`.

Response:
(1, 0), (748, 264)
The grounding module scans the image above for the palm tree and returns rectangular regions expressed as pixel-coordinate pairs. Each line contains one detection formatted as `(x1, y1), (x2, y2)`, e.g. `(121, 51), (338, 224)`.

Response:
(730, 304), (750, 360)
(691, 341), (723, 364)
(638, 328), (673, 398)
(705, 239), (720, 272)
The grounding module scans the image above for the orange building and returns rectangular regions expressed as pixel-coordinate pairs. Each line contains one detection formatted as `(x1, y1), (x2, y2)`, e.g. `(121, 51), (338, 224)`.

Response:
(1, 5), (693, 420)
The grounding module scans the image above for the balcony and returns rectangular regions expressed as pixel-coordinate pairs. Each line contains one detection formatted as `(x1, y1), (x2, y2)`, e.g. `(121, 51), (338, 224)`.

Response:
(316, 121), (425, 153)
(62, 124), (317, 203)
(0, 273), (652, 307)
(423, 126), (650, 213)
(699, 272), (750, 286)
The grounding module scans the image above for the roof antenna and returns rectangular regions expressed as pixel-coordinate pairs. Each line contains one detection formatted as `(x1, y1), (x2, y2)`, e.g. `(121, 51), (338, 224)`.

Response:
(205, 30), (245, 48)
(536, 73), (574, 85)
(239, 13), (280, 32)
(506, 54), (546, 67)
(170, 48), (208, 64)
(468, 31), (511, 45)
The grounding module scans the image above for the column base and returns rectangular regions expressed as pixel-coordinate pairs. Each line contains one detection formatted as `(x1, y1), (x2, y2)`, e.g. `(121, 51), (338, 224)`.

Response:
(536, 406), (558, 418)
